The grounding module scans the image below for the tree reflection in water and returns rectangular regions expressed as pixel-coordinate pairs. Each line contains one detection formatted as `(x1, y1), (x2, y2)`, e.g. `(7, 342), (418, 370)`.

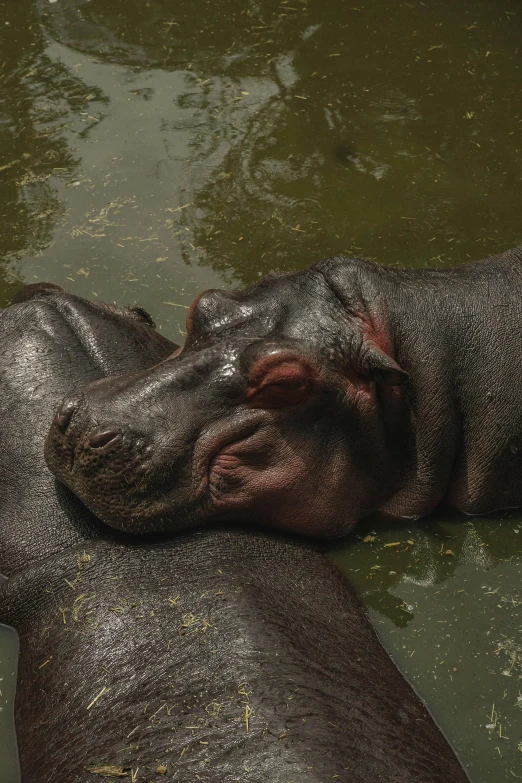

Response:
(0, 1), (107, 304)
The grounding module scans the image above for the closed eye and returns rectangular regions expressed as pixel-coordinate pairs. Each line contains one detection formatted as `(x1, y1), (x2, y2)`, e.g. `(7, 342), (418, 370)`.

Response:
(246, 360), (314, 408)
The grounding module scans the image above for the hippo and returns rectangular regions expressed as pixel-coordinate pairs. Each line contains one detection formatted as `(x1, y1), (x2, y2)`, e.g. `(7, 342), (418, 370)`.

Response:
(0, 283), (175, 576)
(0, 286), (469, 782)
(45, 244), (522, 537)
(0, 530), (471, 783)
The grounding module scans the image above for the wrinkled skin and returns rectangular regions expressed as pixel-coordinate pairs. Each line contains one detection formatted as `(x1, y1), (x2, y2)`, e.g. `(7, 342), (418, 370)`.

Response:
(46, 245), (522, 536)
(0, 290), (468, 782)
(0, 532), (470, 783)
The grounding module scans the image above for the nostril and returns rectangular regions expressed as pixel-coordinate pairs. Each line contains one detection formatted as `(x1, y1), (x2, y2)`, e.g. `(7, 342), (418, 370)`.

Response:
(54, 398), (80, 434)
(88, 430), (119, 449)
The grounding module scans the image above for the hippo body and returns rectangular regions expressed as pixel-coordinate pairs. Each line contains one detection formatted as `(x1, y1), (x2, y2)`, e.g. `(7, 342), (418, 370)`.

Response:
(45, 245), (522, 537)
(0, 287), (468, 782)
(0, 530), (469, 783)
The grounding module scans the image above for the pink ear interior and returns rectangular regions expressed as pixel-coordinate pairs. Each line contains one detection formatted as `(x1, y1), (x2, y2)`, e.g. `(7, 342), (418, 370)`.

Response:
(246, 355), (315, 409)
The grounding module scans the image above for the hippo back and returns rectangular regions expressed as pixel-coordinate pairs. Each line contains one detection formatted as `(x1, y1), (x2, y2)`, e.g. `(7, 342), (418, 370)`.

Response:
(0, 528), (470, 783)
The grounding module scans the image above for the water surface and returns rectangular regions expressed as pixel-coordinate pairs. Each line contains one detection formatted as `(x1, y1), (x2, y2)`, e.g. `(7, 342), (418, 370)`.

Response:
(0, 625), (19, 783)
(1, 0), (522, 779)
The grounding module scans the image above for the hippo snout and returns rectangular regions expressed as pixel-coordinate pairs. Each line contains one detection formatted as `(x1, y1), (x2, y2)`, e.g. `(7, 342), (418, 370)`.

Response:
(44, 363), (207, 534)
(49, 390), (141, 470)
(87, 429), (121, 449)
(53, 395), (83, 434)
(46, 395), (171, 534)
(50, 389), (123, 460)
(48, 415), (124, 477)
(48, 393), (125, 471)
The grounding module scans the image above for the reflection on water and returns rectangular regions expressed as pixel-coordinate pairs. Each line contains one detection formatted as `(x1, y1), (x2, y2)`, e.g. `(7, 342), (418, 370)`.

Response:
(1, 0), (521, 328)
(330, 511), (522, 782)
(0, 1), (103, 302)
(1, 0), (522, 779)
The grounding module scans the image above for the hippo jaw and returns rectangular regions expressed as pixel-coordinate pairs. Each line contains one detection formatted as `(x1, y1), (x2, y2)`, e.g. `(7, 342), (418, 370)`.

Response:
(45, 264), (411, 537)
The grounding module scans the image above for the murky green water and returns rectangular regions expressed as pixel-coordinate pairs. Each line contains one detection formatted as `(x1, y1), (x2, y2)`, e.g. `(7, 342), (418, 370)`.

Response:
(1, 0), (522, 778)
(0, 624), (19, 783)
(330, 512), (522, 782)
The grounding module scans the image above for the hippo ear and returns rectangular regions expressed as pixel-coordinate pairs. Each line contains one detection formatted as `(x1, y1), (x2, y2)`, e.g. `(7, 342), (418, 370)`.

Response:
(361, 344), (408, 386)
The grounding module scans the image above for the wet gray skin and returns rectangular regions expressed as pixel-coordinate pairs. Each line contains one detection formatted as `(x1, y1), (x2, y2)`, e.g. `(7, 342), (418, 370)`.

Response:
(1, 0), (522, 779)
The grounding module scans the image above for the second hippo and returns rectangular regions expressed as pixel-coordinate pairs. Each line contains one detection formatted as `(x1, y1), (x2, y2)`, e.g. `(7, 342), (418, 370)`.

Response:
(45, 244), (522, 537)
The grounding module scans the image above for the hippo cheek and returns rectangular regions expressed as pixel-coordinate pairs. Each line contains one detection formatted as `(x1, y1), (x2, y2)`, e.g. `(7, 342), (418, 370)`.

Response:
(201, 426), (364, 537)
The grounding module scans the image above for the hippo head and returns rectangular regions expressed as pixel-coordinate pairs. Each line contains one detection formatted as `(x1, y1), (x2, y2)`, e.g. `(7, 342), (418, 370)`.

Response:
(45, 259), (411, 537)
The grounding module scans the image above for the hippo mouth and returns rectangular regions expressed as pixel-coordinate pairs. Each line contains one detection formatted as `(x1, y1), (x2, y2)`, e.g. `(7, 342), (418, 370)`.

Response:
(192, 413), (268, 499)
(45, 399), (290, 532)
(45, 394), (372, 538)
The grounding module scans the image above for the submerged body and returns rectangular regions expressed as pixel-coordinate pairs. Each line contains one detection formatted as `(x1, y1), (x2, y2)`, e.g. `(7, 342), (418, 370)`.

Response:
(43, 245), (522, 537)
(0, 288), (468, 781)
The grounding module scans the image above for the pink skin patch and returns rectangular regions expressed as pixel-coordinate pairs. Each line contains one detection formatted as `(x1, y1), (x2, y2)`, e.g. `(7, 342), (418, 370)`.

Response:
(193, 353), (318, 497)
(192, 352), (355, 535)
(245, 353), (316, 409)
(205, 422), (363, 537)
(171, 321), (402, 535)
